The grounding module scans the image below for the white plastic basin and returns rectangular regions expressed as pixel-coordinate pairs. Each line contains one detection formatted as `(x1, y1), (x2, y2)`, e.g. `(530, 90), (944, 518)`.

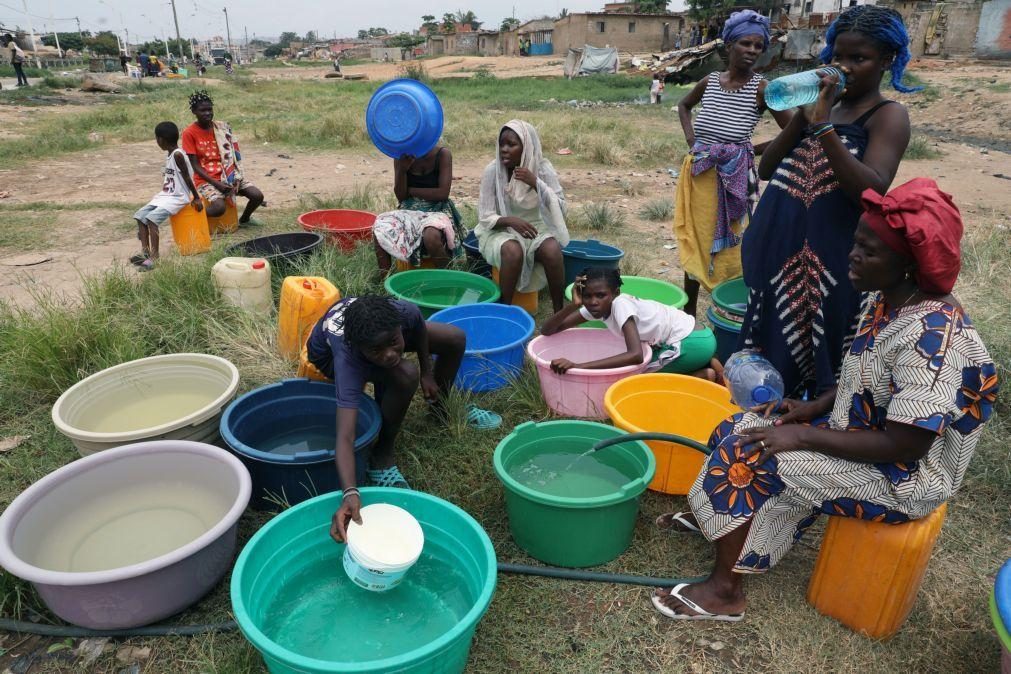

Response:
(51, 353), (240, 456)
(0, 440), (251, 629)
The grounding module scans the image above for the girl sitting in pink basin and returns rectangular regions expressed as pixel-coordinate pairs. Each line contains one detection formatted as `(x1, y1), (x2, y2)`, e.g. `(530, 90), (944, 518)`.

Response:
(541, 267), (719, 379)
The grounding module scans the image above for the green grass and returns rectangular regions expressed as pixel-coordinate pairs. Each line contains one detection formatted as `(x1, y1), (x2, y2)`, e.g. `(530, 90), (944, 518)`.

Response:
(0, 75), (687, 168)
(574, 202), (627, 232)
(639, 197), (674, 222)
(904, 135), (942, 160)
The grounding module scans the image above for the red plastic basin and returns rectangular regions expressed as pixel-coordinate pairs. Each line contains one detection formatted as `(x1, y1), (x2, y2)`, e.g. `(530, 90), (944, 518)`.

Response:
(297, 209), (377, 252)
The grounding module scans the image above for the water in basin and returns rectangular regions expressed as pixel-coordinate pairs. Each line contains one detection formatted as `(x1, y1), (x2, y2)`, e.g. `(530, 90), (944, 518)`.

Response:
(508, 450), (630, 499)
(78, 381), (221, 434)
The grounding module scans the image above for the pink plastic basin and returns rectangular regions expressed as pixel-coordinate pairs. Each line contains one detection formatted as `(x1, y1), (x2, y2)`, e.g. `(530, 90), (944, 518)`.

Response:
(527, 331), (651, 419)
(0, 440), (251, 629)
(297, 209), (377, 252)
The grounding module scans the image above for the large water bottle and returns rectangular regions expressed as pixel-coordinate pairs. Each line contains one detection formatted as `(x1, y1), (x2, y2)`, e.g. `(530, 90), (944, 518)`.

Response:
(723, 349), (785, 410)
(764, 67), (846, 111)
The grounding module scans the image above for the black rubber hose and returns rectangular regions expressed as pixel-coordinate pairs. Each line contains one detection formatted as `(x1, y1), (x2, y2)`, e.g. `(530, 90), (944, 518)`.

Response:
(0, 617), (237, 637)
(591, 431), (713, 456)
(498, 562), (704, 588)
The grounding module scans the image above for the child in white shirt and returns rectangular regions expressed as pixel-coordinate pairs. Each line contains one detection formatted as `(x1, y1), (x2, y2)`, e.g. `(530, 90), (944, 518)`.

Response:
(541, 266), (718, 378)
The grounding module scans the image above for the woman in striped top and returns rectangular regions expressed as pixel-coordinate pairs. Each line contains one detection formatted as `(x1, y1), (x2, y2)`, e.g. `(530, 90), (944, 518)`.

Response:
(673, 11), (791, 316)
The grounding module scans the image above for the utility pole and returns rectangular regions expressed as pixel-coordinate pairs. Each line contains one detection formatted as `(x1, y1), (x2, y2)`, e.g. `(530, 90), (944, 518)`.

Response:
(162, 29), (169, 59)
(46, 0), (60, 56)
(222, 7), (233, 59)
(243, 25), (248, 64)
(21, 0), (41, 68)
(169, 0), (183, 61)
(74, 16), (84, 53)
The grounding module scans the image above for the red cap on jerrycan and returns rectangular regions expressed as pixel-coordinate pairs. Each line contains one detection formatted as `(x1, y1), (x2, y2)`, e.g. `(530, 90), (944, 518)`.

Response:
(252, 260), (266, 270)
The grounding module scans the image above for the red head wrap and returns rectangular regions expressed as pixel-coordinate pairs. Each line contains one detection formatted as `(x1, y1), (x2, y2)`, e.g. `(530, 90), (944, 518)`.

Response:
(860, 178), (963, 295)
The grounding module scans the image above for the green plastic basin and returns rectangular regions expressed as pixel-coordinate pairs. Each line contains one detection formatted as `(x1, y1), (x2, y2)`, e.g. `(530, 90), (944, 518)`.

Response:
(564, 276), (688, 328)
(711, 277), (749, 316)
(493, 420), (655, 568)
(230, 488), (497, 673)
(384, 270), (500, 319)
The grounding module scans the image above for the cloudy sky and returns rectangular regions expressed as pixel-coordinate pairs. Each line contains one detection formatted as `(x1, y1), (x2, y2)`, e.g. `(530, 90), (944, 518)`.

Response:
(3, 0), (649, 44)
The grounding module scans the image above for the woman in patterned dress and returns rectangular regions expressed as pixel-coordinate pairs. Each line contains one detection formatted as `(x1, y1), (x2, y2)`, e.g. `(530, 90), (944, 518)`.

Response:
(738, 6), (916, 400)
(652, 179), (999, 621)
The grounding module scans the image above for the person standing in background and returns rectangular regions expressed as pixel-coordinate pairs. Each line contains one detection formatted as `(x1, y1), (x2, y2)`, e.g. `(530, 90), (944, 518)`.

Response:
(4, 34), (29, 87)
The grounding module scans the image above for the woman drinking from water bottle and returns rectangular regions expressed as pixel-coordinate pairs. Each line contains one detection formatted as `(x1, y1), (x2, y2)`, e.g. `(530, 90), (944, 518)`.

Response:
(737, 5), (915, 402)
(672, 10), (791, 317)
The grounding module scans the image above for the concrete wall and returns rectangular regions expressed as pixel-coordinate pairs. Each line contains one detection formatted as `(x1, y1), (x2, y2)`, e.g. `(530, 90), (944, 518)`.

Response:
(977, 0), (1011, 58)
(502, 29), (519, 56)
(478, 33), (500, 56)
(892, 0), (983, 58)
(553, 13), (679, 53)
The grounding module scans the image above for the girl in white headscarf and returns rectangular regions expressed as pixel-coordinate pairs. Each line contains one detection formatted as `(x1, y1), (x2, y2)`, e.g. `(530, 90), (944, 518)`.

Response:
(476, 120), (569, 311)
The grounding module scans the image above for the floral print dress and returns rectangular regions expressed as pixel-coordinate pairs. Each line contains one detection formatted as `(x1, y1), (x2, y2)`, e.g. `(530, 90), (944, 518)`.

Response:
(688, 295), (998, 573)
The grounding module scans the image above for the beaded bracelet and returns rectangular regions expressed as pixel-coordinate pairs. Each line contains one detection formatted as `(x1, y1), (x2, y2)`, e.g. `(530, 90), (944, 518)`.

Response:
(812, 123), (836, 140)
(342, 487), (360, 499)
(808, 122), (833, 137)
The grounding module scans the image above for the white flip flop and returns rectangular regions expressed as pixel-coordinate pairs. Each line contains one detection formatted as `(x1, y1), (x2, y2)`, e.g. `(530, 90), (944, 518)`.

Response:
(655, 511), (702, 534)
(651, 583), (745, 622)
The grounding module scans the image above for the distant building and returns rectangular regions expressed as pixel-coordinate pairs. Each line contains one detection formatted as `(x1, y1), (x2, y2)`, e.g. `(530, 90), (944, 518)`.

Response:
(478, 30), (502, 56)
(425, 23), (480, 55)
(518, 18), (555, 55)
(553, 11), (687, 53)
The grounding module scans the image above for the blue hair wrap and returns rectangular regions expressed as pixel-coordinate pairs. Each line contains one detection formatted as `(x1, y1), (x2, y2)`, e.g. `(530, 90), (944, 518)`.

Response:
(820, 5), (922, 93)
(722, 10), (770, 49)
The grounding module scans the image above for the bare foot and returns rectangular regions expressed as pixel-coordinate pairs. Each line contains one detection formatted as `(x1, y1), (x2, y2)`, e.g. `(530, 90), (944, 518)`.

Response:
(654, 580), (746, 617)
(655, 511), (701, 533)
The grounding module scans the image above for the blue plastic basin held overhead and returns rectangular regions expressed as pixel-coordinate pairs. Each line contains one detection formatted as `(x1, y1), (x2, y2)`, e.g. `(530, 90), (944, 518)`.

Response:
(366, 79), (444, 159)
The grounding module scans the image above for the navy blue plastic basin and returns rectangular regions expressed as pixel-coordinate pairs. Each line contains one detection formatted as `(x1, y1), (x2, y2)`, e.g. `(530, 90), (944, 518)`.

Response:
(562, 239), (625, 287)
(220, 379), (381, 510)
(366, 79), (444, 159)
(707, 307), (742, 364)
(429, 303), (534, 392)
(463, 232), (492, 278)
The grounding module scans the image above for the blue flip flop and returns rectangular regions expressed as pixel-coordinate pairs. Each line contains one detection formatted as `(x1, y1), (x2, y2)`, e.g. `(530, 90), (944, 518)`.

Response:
(466, 405), (502, 430)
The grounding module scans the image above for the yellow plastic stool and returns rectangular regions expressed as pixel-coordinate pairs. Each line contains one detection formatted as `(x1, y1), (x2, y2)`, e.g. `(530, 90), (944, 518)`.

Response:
(297, 343), (332, 382)
(278, 277), (341, 360)
(807, 503), (947, 639)
(395, 257), (438, 272)
(491, 266), (538, 315)
(168, 203), (211, 255)
(207, 197), (239, 235)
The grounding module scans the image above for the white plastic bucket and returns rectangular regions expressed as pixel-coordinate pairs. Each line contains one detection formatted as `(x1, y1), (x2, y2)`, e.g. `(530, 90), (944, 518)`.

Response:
(342, 503), (424, 592)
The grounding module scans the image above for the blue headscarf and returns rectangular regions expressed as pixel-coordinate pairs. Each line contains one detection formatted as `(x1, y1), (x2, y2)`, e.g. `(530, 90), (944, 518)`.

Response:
(722, 10), (770, 49)
(820, 5), (921, 93)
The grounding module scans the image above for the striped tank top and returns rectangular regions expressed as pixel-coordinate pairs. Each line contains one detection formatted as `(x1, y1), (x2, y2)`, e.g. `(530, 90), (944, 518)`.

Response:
(693, 72), (764, 146)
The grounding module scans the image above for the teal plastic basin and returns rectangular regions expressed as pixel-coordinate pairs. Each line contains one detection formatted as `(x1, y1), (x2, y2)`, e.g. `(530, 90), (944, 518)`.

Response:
(384, 269), (501, 319)
(231, 488), (497, 673)
(711, 277), (748, 316)
(564, 276), (688, 328)
(493, 421), (655, 568)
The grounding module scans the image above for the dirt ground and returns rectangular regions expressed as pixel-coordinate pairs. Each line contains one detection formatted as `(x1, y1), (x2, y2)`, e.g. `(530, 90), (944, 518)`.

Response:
(0, 59), (1009, 307)
(248, 54), (566, 81)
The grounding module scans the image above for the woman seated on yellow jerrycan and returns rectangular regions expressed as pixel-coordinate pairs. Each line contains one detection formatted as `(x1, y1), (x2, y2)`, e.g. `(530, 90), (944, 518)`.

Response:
(651, 179), (998, 622)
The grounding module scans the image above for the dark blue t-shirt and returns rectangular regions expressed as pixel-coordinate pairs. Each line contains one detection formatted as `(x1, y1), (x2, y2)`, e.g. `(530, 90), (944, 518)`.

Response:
(305, 297), (425, 408)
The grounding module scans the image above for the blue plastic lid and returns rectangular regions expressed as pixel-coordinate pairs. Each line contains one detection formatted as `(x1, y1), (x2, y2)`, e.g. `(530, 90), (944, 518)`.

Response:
(752, 385), (777, 405)
(365, 79), (444, 159)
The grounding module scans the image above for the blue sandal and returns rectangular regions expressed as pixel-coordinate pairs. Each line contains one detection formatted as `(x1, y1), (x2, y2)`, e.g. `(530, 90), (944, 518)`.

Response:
(466, 405), (502, 430)
(367, 465), (410, 489)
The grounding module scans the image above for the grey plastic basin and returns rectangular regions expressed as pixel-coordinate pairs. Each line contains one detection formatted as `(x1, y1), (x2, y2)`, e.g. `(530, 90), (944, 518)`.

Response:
(51, 353), (240, 456)
(0, 441), (251, 630)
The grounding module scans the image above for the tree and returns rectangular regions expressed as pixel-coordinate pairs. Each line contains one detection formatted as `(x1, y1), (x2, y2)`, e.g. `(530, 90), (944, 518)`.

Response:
(368, 27), (389, 37)
(357, 29), (369, 39)
(635, 0), (670, 14)
(89, 31), (121, 55)
(441, 13), (456, 32)
(304, 30), (317, 43)
(42, 31), (85, 52)
(264, 44), (283, 58)
(421, 14), (439, 35)
(278, 31), (298, 48)
(500, 17), (520, 31)
(687, 0), (777, 20)
(387, 33), (426, 49)
(559, 8), (569, 18)
(455, 9), (481, 29)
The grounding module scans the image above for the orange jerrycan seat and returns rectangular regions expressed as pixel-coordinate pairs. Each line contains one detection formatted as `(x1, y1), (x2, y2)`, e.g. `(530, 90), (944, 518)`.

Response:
(207, 197), (239, 234)
(807, 503), (948, 639)
(297, 342), (332, 382)
(395, 257), (438, 272)
(491, 266), (538, 315)
(278, 276), (341, 360)
(169, 203), (211, 255)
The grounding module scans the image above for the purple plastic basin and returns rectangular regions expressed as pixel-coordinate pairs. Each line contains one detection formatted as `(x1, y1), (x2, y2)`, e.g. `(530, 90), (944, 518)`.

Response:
(0, 440), (251, 629)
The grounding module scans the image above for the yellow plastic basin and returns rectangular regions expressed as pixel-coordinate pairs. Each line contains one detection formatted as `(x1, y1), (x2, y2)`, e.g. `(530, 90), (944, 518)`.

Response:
(604, 373), (739, 495)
